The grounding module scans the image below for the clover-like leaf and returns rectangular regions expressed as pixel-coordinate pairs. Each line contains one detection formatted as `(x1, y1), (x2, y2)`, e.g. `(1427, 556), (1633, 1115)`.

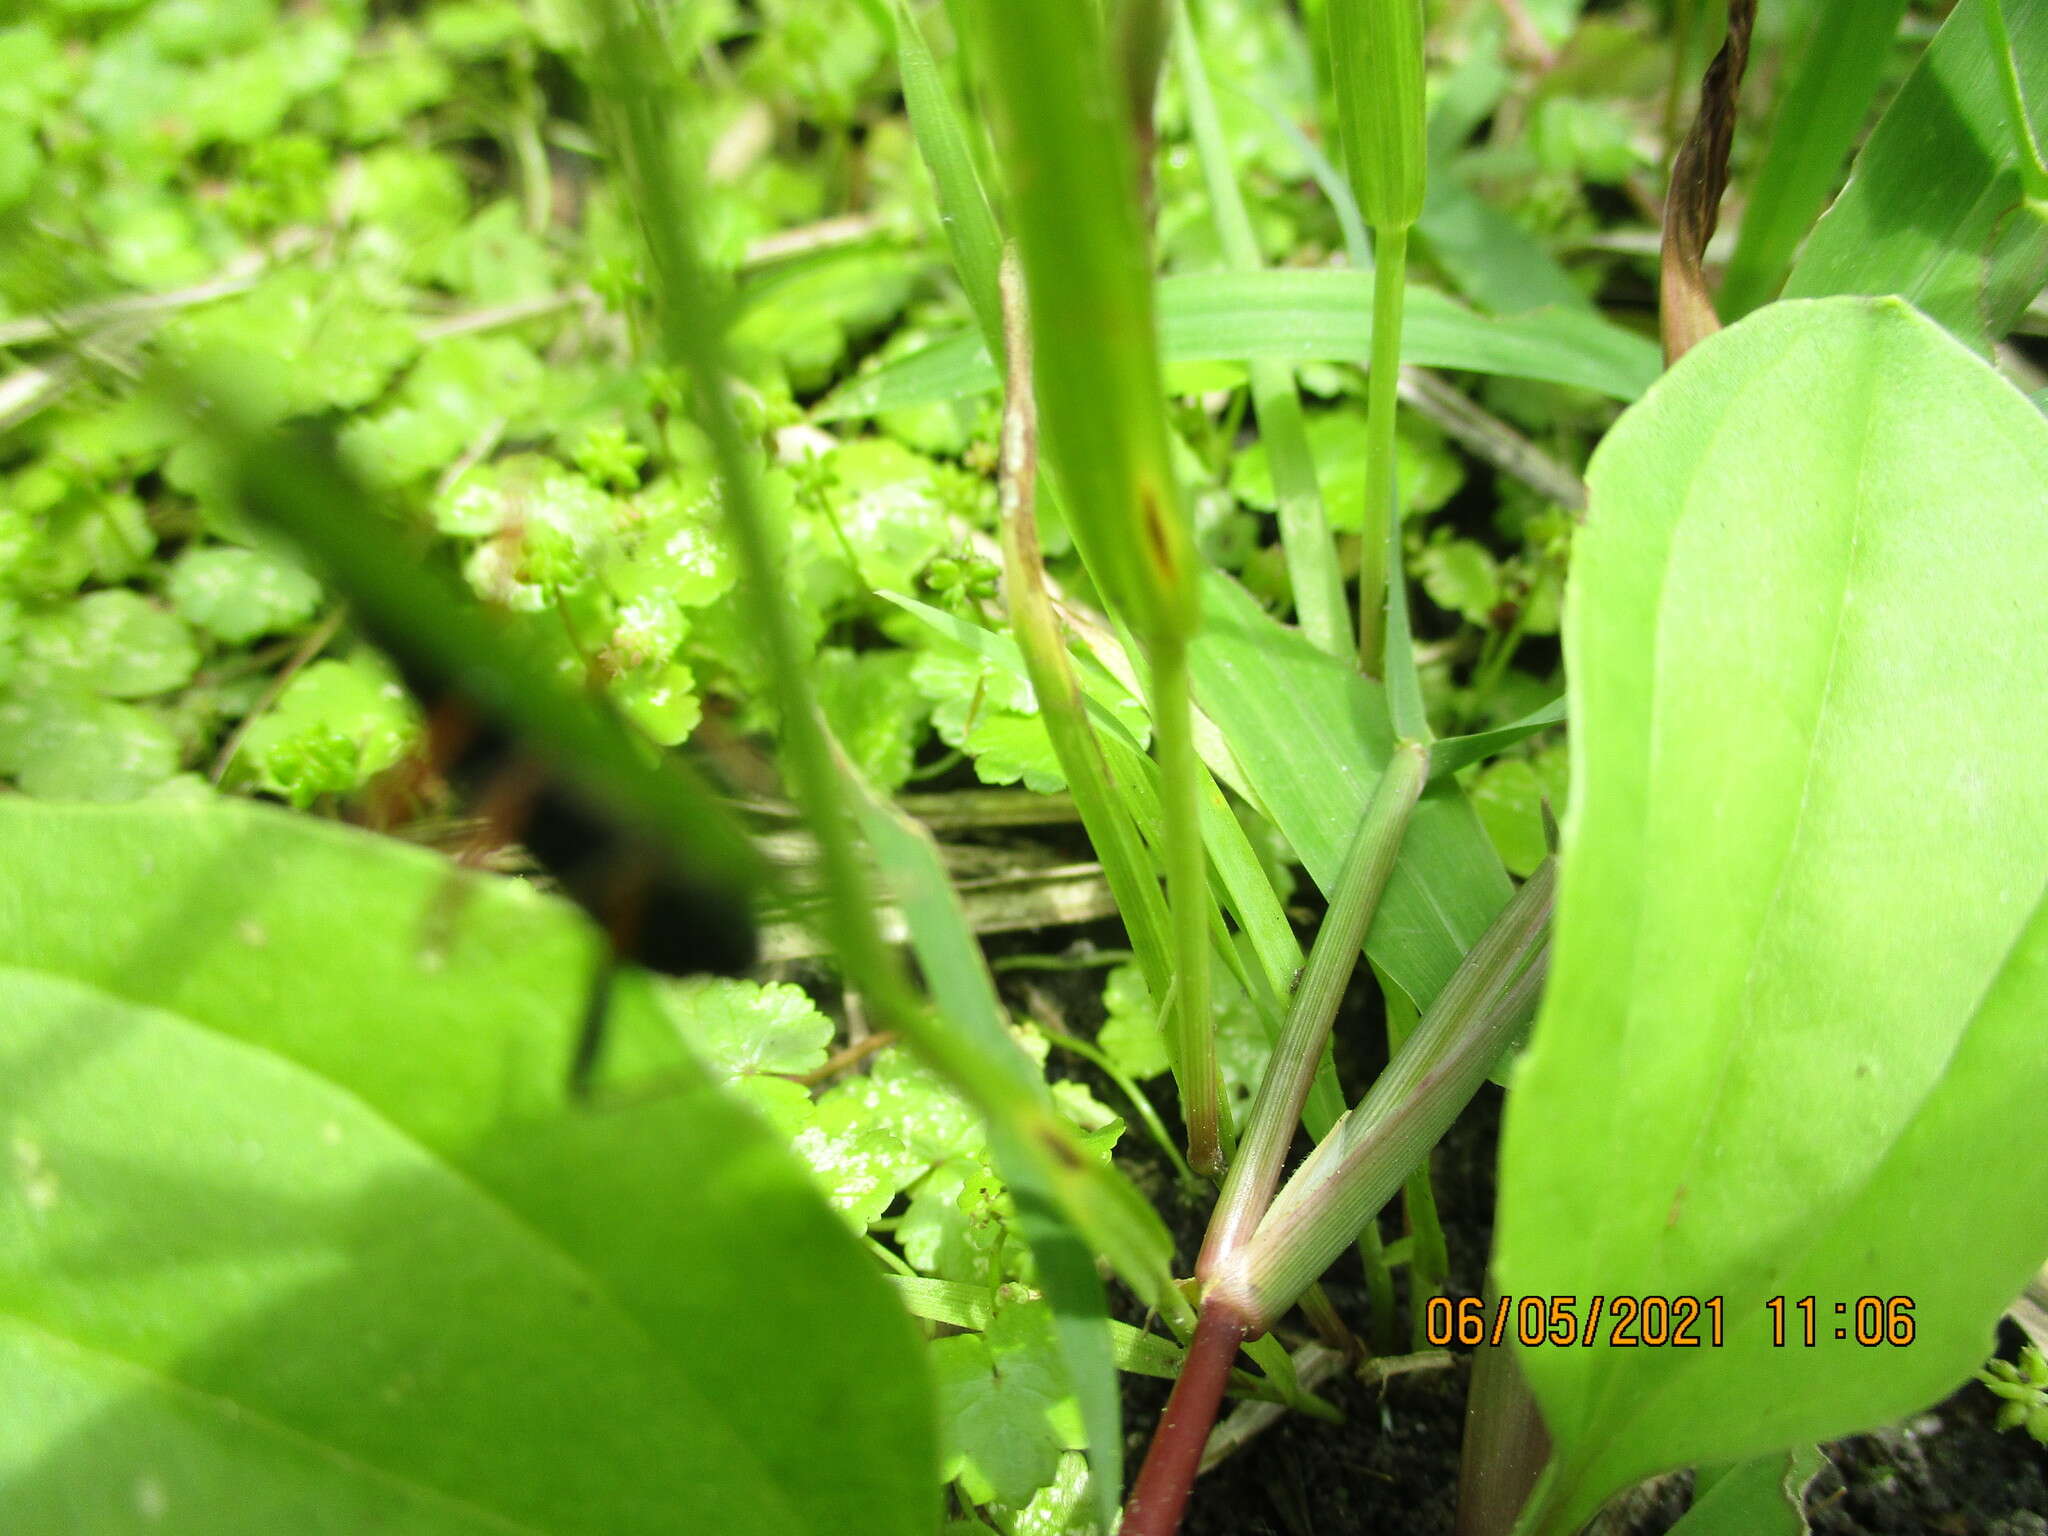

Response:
(816, 438), (953, 595)
(1413, 535), (1503, 628)
(621, 475), (739, 609)
(815, 647), (927, 793)
(899, 1155), (1010, 1288)
(167, 545), (323, 645)
(238, 655), (418, 808)
(1097, 962), (1170, 1081)
(664, 977), (835, 1080)
(929, 1298), (1085, 1509)
(791, 1096), (928, 1230)
(0, 688), (179, 801)
(21, 590), (198, 700)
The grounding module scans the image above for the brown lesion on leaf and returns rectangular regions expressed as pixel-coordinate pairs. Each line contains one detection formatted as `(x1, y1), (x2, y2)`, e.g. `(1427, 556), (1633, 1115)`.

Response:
(1036, 1120), (1090, 1173)
(1660, 0), (1755, 367)
(1137, 480), (1180, 590)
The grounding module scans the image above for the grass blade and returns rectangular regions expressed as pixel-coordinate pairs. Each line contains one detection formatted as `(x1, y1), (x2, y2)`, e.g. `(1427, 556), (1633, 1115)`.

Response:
(967, 0), (1222, 1174)
(963, 0), (1197, 650)
(994, 252), (1178, 1090)
(1192, 571), (1513, 1013)
(891, 0), (1003, 340)
(1717, 0), (1911, 318)
(1199, 741), (1429, 1277)
(1176, 1), (1351, 658)
(1785, 0), (2048, 355)
(1324, 0), (1427, 671)
(1222, 861), (1555, 1328)
(582, 0), (1182, 1337)
(816, 269), (1661, 421)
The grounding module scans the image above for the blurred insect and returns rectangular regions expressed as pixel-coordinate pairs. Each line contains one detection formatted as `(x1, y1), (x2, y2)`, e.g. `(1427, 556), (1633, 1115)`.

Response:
(358, 550), (756, 1098)
(214, 411), (759, 1099)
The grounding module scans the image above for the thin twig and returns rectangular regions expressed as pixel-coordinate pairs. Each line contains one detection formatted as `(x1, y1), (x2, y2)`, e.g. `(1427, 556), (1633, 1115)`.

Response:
(736, 787), (1084, 830)
(795, 1029), (902, 1086)
(1496, 0), (1556, 68)
(1397, 367), (1588, 513)
(740, 214), (886, 269)
(209, 608), (348, 783)
(0, 230), (313, 350)
(0, 270), (263, 350)
(416, 288), (591, 343)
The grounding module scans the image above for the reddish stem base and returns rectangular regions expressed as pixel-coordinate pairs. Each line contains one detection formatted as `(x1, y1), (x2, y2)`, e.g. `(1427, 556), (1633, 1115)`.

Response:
(1122, 1298), (1252, 1536)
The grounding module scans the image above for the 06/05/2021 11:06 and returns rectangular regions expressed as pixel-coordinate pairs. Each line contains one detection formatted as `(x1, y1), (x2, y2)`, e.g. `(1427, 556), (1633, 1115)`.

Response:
(1426, 1295), (1922, 1349)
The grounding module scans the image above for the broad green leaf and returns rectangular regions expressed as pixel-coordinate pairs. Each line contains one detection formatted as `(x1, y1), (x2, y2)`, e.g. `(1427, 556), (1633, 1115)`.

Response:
(658, 976), (825, 1130)
(813, 270), (1662, 422)
(1467, 756), (1552, 878)
(611, 659), (701, 745)
(0, 798), (935, 1535)
(814, 647), (926, 792)
(816, 438), (952, 596)
(1412, 533), (1501, 624)
(662, 976), (834, 1079)
(1495, 299), (2048, 1532)
(1667, 1446), (1825, 1536)
(622, 475), (739, 610)
(1190, 571), (1512, 1013)
(1785, 0), (2048, 355)
(1098, 961), (1171, 1081)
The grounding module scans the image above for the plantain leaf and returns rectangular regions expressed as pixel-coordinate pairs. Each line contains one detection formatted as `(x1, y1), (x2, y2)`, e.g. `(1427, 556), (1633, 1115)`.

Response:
(0, 798), (935, 1536)
(1494, 299), (2048, 1533)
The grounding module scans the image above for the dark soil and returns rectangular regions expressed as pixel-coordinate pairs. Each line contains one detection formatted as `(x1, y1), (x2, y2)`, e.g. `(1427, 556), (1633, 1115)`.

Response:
(997, 926), (2048, 1536)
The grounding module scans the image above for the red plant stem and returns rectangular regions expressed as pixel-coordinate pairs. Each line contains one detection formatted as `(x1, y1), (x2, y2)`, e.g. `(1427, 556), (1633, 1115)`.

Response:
(1122, 1297), (1252, 1536)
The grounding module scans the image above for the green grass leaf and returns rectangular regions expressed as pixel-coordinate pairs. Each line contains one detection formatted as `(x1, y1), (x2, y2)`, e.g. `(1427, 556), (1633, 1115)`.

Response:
(1494, 298), (2048, 1532)
(1785, 0), (2048, 355)
(1717, 0), (1911, 318)
(1176, 0), (1350, 657)
(1190, 571), (1512, 1013)
(890, 0), (1002, 342)
(0, 798), (936, 1535)
(815, 270), (1661, 422)
(964, 0), (1199, 649)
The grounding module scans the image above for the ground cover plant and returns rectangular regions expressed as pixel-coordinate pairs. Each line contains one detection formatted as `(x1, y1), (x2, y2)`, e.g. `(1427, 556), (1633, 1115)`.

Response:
(2, 0), (2047, 1533)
